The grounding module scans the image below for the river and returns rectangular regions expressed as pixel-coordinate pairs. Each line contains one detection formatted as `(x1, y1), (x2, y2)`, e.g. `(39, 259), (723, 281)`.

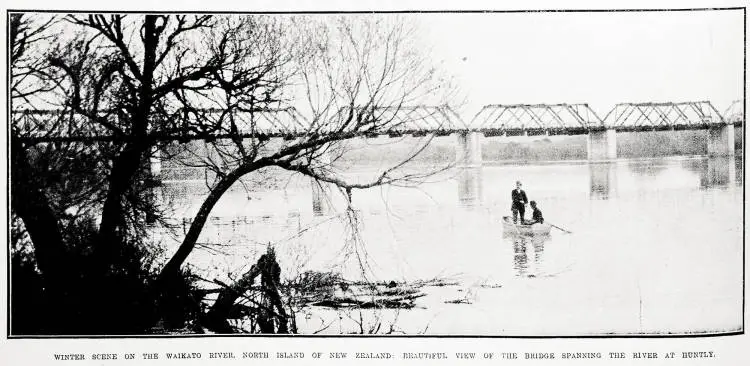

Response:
(155, 155), (743, 335)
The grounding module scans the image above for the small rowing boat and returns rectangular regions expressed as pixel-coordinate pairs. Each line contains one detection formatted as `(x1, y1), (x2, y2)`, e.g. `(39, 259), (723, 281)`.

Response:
(502, 216), (552, 235)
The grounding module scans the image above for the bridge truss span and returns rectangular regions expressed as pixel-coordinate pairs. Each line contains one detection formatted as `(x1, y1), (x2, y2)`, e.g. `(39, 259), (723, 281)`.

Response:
(327, 104), (466, 137)
(12, 107), (313, 143)
(603, 101), (730, 132)
(12, 105), (465, 143)
(468, 103), (605, 136)
(723, 100), (744, 125)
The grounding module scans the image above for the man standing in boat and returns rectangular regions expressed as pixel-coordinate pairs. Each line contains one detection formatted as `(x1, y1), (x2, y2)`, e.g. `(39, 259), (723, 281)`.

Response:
(511, 180), (528, 224)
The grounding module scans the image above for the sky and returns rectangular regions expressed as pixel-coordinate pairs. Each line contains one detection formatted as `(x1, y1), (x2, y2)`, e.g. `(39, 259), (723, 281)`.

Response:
(412, 10), (744, 121)
(9, 9), (745, 128)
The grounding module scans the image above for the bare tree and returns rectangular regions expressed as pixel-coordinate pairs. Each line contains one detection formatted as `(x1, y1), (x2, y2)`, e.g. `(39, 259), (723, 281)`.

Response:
(158, 15), (456, 332)
(9, 14), (73, 296)
(11, 14), (294, 333)
(45, 15), (294, 270)
(10, 13), (455, 334)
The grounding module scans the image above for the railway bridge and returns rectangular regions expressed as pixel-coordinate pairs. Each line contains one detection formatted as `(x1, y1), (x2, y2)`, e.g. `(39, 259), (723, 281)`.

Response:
(13, 100), (743, 213)
(464, 100), (740, 164)
(14, 100), (742, 169)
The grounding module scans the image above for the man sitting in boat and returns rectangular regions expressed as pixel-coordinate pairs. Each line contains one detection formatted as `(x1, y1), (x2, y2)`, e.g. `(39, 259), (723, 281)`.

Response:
(511, 180), (528, 224)
(524, 200), (544, 225)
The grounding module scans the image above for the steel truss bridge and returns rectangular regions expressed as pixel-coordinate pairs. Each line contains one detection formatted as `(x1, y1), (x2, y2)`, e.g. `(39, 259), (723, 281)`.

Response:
(470, 101), (742, 136)
(12, 101), (743, 143)
(12, 105), (466, 143)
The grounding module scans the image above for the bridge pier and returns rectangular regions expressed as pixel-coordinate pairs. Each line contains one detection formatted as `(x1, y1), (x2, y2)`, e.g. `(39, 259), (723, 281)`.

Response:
(587, 129), (617, 161)
(707, 124), (735, 157)
(148, 146), (162, 184)
(455, 131), (483, 167)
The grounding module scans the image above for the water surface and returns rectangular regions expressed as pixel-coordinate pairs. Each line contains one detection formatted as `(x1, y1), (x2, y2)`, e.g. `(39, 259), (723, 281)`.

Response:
(155, 155), (743, 335)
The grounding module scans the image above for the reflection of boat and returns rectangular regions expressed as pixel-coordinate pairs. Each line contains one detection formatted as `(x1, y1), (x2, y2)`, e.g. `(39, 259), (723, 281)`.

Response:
(502, 216), (552, 235)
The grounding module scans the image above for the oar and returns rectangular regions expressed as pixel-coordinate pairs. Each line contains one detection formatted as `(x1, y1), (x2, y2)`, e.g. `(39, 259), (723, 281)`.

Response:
(549, 223), (572, 234)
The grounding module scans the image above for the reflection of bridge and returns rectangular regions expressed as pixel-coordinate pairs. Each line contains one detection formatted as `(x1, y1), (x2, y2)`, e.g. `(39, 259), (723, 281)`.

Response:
(455, 156), (738, 208)
(13, 100), (743, 168)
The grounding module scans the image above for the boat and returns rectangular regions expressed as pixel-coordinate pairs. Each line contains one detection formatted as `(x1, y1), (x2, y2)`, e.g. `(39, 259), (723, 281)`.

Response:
(502, 216), (552, 235)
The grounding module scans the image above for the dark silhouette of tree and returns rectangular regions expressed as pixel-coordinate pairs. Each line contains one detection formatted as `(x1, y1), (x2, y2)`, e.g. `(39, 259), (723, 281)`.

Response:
(10, 13), (454, 334)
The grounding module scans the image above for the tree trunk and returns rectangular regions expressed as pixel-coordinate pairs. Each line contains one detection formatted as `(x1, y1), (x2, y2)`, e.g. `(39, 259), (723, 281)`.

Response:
(261, 266), (289, 333)
(96, 142), (146, 258)
(96, 15), (159, 266)
(204, 263), (262, 333)
(204, 250), (288, 333)
(158, 160), (266, 283)
(10, 134), (68, 289)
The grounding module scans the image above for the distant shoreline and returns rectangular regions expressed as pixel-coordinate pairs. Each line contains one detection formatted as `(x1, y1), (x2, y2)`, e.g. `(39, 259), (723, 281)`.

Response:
(335, 128), (744, 164)
(159, 129), (744, 179)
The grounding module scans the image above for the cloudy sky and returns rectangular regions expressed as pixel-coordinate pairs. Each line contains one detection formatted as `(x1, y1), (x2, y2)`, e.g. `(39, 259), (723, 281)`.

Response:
(10, 7), (744, 126)
(413, 10), (743, 120)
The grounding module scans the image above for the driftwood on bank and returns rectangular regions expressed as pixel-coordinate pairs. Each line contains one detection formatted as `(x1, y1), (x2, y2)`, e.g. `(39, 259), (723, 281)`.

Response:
(287, 273), (458, 310)
(203, 248), (289, 334)
(312, 293), (426, 309)
(198, 264), (460, 333)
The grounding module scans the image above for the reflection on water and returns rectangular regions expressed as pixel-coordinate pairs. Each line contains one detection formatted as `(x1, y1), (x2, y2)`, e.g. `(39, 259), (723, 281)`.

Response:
(157, 155), (743, 335)
(626, 158), (670, 177)
(702, 156), (737, 188)
(512, 236), (528, 276)
(311, 179), (332, 216)
(589, 162), (617, 200)
(457, 167), (482, 207)
(509, 233), (550, 277)
(679, 156), (738, 189)
(736, 157), (744, 185)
